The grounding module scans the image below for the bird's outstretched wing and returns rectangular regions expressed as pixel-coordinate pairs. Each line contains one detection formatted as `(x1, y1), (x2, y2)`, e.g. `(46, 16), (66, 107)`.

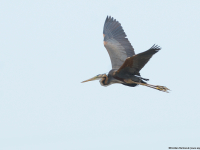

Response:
(103, 16), (135, 70)
(115, 44), (161, 77)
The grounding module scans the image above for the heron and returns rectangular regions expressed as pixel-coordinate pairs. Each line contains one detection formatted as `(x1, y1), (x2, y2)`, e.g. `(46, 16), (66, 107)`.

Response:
(82, 16), (170, 93)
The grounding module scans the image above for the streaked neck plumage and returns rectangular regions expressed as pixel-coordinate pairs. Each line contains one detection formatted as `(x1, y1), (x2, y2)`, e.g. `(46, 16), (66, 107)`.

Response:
(99, 73), (123, 86)
(99, 74), (110, 86)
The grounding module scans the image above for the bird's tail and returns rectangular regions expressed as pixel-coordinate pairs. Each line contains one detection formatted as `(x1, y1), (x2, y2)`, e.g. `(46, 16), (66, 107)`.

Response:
(124, 79), (170, 93)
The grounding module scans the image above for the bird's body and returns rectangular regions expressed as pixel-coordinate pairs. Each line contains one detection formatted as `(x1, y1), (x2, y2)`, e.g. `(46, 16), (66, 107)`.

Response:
(82, 16), (170, 92)
(99, 69), (144, 86)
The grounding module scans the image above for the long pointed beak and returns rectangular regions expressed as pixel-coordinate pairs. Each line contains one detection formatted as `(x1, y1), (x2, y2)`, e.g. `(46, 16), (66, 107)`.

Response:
(81, 76), (97, 83)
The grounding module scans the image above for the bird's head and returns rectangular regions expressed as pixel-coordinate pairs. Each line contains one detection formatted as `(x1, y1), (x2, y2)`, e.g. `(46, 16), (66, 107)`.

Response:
(81, 74), (108, 86)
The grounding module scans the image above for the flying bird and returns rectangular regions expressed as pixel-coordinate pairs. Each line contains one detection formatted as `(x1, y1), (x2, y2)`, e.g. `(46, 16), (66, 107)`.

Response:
(82, 16), (170, 93)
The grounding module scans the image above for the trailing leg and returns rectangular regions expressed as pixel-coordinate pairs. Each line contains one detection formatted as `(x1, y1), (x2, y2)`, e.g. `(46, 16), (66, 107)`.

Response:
(124, 79), (170, 93)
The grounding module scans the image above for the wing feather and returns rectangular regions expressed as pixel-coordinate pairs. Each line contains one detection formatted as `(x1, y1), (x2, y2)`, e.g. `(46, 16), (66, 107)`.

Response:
(115, 44), (161, 77)
(103, 16), (135, 69)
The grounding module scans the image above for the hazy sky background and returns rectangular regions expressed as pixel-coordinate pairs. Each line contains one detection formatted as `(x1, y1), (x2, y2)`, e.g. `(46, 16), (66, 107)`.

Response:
(0, 0), (200, 149)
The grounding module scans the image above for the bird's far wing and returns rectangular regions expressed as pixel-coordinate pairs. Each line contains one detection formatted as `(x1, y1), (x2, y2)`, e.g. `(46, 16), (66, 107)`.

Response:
(103, 16), (135, 70)
(115, 44), (161, 77)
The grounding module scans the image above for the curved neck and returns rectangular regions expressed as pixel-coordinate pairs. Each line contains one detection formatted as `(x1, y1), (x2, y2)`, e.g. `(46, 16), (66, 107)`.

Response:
(100, 74), (109, 86)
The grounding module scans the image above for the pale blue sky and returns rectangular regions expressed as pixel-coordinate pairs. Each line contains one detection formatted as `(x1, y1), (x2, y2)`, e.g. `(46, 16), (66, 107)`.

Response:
(0, 0), (200, 149)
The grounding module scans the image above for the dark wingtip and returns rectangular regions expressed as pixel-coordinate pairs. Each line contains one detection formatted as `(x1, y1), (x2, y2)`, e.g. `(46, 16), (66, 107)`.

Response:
(105, 15), (114, 21)
(150, 44), (161, 51)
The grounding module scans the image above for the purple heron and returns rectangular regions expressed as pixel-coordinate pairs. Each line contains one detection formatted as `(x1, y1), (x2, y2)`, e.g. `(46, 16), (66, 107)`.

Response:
(82, 16), (170, 93)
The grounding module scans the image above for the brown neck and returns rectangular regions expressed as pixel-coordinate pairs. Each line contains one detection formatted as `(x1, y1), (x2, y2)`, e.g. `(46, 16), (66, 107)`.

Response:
(100, 74), (109, 86)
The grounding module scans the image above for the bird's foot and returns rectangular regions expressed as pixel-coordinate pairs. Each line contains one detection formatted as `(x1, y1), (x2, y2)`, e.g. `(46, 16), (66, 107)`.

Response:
(154, 85), (170, 93)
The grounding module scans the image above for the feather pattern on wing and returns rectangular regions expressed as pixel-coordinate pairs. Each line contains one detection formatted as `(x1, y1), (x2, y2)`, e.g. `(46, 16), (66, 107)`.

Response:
(103, 16), (135, 70)
(115, 44), (161, 78)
